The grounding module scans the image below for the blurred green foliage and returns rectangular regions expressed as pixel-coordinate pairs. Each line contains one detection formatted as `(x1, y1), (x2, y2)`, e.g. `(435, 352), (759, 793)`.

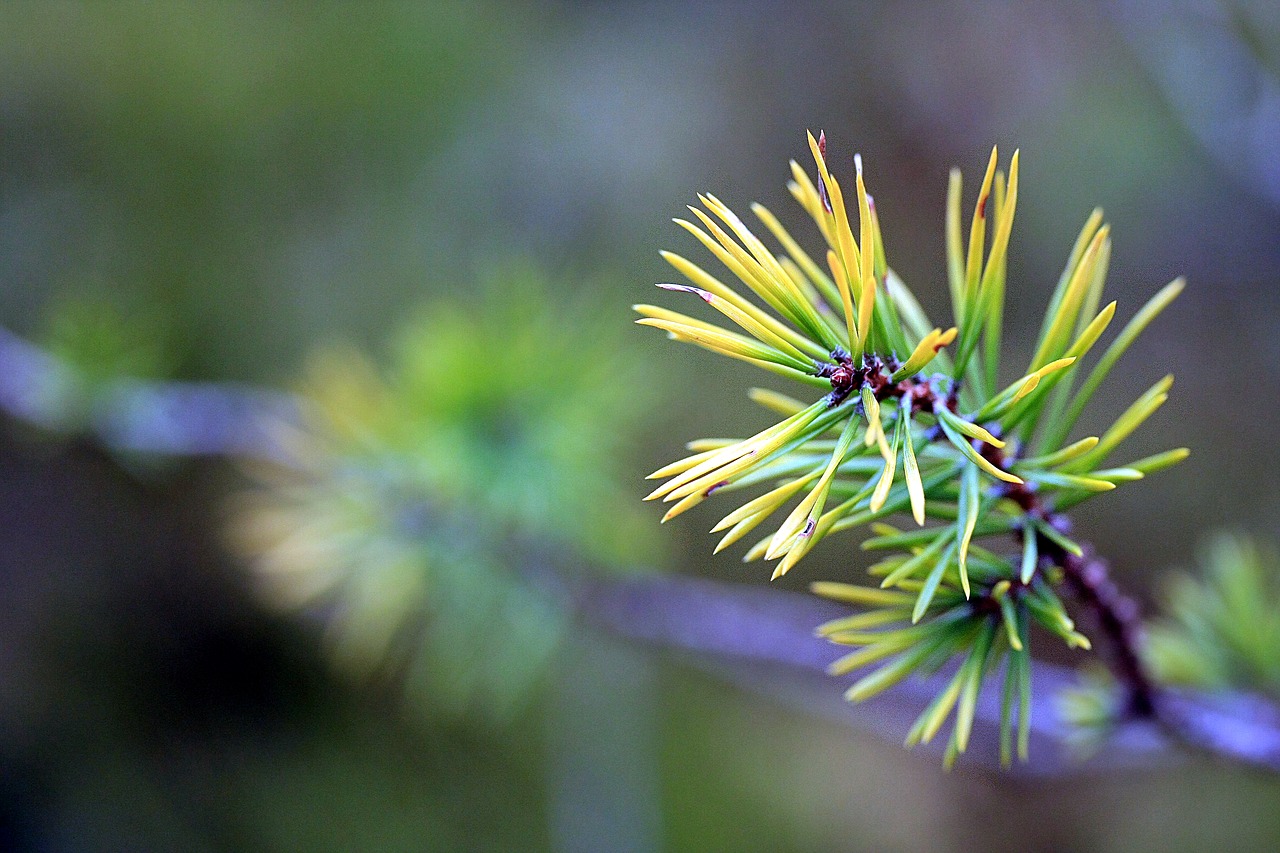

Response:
(40, 292), (172, 385)
(30, 291), (174, 434)
(233, 264), (658, 723)
(385, 271), (659, 565)
(1146, 534), (1280, 699)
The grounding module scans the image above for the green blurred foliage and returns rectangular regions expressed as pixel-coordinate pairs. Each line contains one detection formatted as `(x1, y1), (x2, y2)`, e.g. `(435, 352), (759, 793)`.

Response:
(385, 270), (660, 566)
(40, 291), (172, 385)
(29, 290), (175, 434)
(1146, 534), (1280, 698)
(233, 264), (658, 724)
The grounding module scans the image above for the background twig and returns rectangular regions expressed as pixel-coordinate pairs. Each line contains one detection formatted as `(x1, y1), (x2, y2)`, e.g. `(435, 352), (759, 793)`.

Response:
(3, 325), (1279, 775)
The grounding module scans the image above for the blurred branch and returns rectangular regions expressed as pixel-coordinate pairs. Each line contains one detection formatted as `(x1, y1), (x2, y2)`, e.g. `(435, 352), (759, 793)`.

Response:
(579, 572), (1172, 775)
(580, 572), (1280, 775)
(2, 323), (1279, 774)
(0, 326), (295, 460)
(0, 325), (62, 427)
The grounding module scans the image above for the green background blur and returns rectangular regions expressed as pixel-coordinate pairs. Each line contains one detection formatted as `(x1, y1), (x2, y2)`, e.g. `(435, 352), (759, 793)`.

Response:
(1, 2), (1278, 850)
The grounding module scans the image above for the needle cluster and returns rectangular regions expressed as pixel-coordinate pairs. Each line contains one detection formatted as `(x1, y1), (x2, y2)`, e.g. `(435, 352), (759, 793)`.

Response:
(639, 133), (1187, 766)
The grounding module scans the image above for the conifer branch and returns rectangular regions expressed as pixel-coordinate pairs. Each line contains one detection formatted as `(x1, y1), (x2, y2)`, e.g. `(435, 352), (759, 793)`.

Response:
(0, 333), (1277, 773)
(639, 135), (1190, 766)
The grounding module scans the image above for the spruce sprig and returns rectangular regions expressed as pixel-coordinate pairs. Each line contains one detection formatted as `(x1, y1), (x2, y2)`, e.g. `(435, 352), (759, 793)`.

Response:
(638, 133), (1187, 766)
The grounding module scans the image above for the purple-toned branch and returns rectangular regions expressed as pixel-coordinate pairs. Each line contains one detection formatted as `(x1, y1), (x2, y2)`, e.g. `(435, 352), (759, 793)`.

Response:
(0, 326), (296, 461)
(2, 324), (1279, 773)
(579, 572), (1280, 774)
(1059, 548), (1157, 718)
(985, 437), (1163, 725)
(578, 571), (1174, 775)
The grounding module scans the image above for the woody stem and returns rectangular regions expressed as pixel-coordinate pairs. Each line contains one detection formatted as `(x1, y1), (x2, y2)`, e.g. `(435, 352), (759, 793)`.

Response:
(983, 440), (1159, 720)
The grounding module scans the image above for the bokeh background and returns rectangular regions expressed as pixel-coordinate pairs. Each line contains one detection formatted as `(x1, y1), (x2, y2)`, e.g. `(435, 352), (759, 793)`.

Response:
(1, 1), (1279, 850)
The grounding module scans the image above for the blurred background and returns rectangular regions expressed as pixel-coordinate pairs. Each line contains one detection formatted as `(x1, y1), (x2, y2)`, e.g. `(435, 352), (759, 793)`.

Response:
(1, 1), (1278, 850)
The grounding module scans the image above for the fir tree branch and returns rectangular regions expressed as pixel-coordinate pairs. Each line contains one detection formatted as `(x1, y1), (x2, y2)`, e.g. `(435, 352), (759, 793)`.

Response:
(2, 326), (1279, 774)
